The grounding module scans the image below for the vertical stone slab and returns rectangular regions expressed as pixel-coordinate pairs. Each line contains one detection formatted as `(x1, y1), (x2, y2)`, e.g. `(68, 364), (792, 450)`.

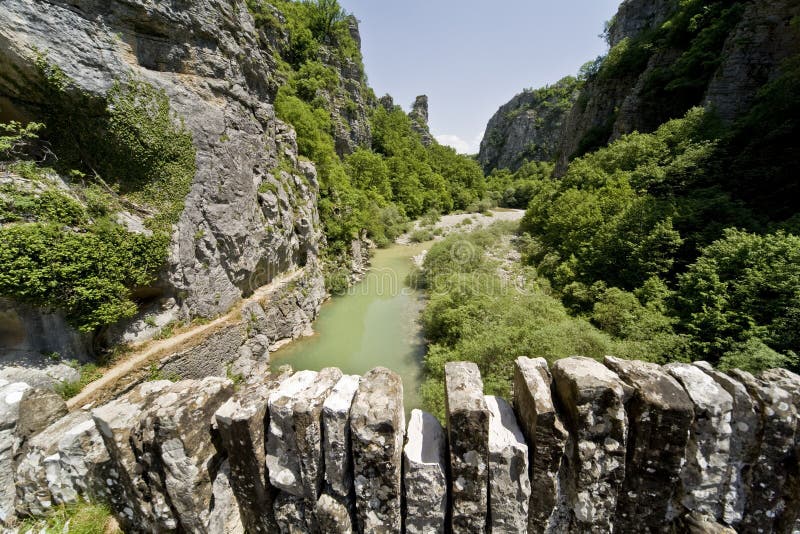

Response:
(267, 368), (342, 531)
(551, 356), (627, 532)
(208, 460), (245, 534)
(322, 374), (360, 499)
(350, 367), (404, 533)
(0, 380), (30, 526)
(267, 370), (319, 496)
(445, 361), (490, 533)
(730, 368), (797, 533)
(92, 380), (177, 531)
(215, 375), (284, 533)
(136, 377), (235, 533)
(605, 356), (694, 530)
(485, 395), (530, 533)
(694, 361), (760, 527)
(512, 357), (568, 533)
(666, 363), (733, 520)
(760, 367), (800, 533)
(403, 409), (447, 534)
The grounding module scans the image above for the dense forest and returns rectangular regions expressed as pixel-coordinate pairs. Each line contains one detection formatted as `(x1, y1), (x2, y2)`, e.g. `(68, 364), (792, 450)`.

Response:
(417, 0), (800, 415)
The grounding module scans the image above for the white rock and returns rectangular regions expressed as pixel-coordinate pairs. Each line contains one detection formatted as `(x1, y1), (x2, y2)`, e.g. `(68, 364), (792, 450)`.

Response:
(403, 409), (447, 534)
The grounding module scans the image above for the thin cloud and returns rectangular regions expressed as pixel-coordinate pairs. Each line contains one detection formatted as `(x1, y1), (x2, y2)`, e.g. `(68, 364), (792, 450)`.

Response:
(435, 132), (483, 154)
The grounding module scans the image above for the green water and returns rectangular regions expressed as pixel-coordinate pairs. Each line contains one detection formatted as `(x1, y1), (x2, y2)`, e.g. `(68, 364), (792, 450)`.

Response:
(271, 242), (430, 411)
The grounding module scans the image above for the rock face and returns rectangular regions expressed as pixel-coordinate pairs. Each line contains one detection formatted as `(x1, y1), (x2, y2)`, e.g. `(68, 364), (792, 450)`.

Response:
(409, 95), (435, 147)
(445, 361), (490, 533)
(266, 368), (342, 531)
(478, 77), (579, 172)
(403, 409), (447, 534)
(0, 0), (326, 333)
(7, 360), (800, 531)
(730, 369), (798, 532)
(322, 374), (360, 500)
(349, 367), (405, 533)
(512, 357), (567, 533)
(214, 374), (285, 533)
(666, 363), (733, 520)
(694, 361), (761, 528)
(0, 299), (90, 365)
(486, 395), (530, 533)
(552, 357), (627, 532)
(605, 356), (694, 530)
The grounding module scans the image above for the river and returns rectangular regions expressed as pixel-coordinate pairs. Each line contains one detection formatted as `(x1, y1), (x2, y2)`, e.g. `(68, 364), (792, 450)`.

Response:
(270, 242), (430, 411)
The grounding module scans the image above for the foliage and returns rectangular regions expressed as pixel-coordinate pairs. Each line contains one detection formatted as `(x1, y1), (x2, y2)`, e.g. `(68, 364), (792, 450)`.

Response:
(676, 229), (800, 361)
(486, 161), (553, 208)
(54, 361), (103, 399)
(0, 120), (44, 159)
(0, 221), (165, 332)
(418, 225), (628, 419)
(19, 500), (120, 533)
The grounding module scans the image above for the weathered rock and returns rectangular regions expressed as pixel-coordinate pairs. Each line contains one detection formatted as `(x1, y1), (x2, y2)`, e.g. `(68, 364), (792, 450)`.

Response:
(267, 367), (341, 531)
(605, 356), (694, 530)
(0, 364), (79, 391)
(91, 380), (176, 531)
(322, 374), (360, 499)
(403, 409), (447, 534)
(208, 460), (245, 534)
(512, 357), (568, 533)
(267, 368), (342, 500)
(133, 377), (234, 533)
(444, 361), (489, 533)
(759, 367), (800, 533)
(551, 357), (627, 532)
(14, 410), (111, 517)
(315, 494), (353, 534)
(479, 78), (579, 172)
(729, 369), (796, 532)
(409, 95), (434, 147)
(694, 361), (760, 527)
(0, 380), (30, 525)
(666, 363), (733, 520)
(350, 367), (405, 533)
(15, 387), (68, 442)
(274, 493), (307, 534)
(486, 395), (530, 533)
(215, 375), (284, 533)
(93, 378), (234, 532)
(679, 511), (738, 534)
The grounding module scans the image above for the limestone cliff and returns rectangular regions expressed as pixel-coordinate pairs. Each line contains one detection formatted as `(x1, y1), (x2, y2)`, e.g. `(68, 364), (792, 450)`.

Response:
(555, 0), (800, 173)
(480, 0), (800, 174)
(0, 0), (344, 355)
(478, 77), (579, 172)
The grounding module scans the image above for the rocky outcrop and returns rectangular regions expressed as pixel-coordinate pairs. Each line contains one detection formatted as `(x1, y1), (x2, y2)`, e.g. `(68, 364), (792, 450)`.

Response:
(605, 356), (694, 530)
(478, 77), (579, 172)
(0, 0), (326, 336)
(605, 0), (674, 48)
(0, 299), (90, 365)
(445, 361), (490, 533)
(403, 409), (447, 534)
(486, 395), (530, 532)
(552, 357), (628, 532)
(409, 95), (434, 147)
(6, 360), (800, 531)
(350, 367), (405, 533)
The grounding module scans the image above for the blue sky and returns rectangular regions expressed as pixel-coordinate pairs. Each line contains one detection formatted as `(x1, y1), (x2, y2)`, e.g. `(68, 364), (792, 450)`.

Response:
(338, 0), (621, 153)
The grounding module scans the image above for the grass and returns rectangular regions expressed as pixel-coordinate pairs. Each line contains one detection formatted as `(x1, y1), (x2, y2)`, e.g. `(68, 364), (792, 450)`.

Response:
(18, 501), (119, 534)
(54, 361), (103, 400)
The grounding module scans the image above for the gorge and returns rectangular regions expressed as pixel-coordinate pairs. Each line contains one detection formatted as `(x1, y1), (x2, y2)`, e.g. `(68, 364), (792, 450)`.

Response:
(1, 0), (799, 531)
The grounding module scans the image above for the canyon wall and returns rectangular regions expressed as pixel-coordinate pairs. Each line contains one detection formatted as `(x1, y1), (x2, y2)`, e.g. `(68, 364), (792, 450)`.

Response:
(3, 356), (800, 532)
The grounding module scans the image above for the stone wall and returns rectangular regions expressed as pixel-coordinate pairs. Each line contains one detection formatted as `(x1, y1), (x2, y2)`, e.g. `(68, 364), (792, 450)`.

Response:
(3, 357), (800, 532)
